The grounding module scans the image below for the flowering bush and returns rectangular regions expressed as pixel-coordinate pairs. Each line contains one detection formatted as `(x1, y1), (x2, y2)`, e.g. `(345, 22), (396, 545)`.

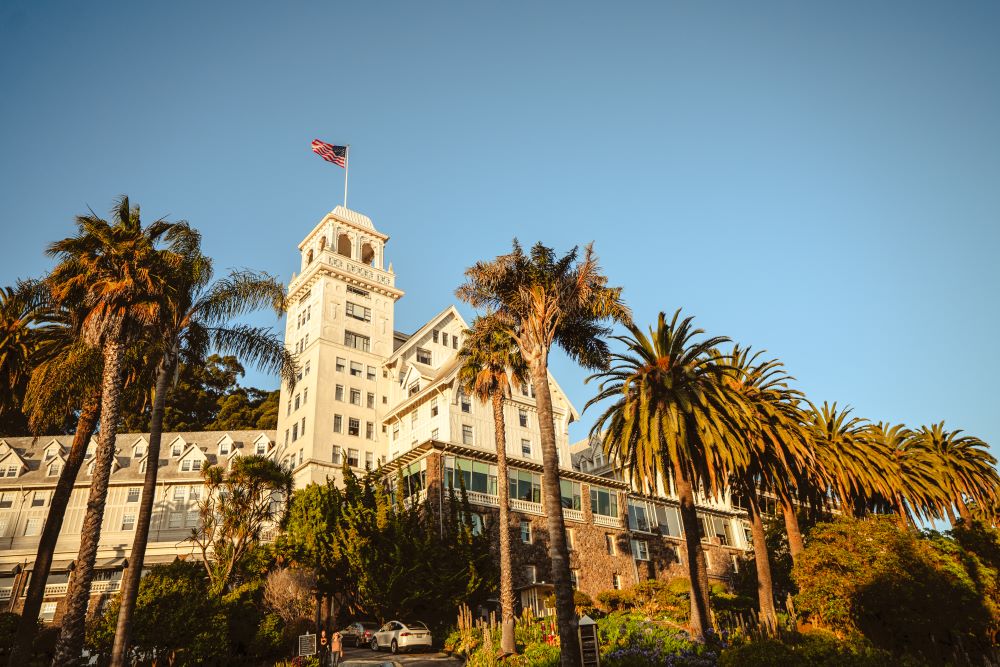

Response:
(598, 612), (724, 666)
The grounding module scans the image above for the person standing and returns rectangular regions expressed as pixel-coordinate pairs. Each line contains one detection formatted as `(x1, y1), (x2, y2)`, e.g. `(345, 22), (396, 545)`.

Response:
(319, 629), (330, 666)
(330, 630), (343, 667)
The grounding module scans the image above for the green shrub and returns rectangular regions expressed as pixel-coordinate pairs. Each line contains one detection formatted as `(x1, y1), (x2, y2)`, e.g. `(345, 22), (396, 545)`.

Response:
(595, 588), (634, 612)
(719, 630), (896, 667)
(521, 642), (560, 666)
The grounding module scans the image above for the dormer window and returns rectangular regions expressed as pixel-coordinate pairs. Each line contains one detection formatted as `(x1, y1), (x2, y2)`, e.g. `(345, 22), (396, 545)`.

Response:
(139, 460), (147, 473)
(1, 465), (18, 478)
(220, 443), (230, 456)
(134, 446), (146, 458)
(171, 444), (182, 457)
(44, 450), (55, 461)
(255, 442), (267, 455)
(416, 348), (431, 365)
(180, 459), (196, 472)
(408, 383), (420, 397)
(47, 462), (62, 477)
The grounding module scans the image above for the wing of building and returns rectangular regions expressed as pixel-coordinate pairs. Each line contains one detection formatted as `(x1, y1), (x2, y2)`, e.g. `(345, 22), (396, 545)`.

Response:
(0, 205), (753, 623)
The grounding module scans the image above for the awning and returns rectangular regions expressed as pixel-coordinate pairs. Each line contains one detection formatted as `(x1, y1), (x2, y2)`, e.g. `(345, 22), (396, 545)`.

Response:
(94, 557), (128, 569)
(34, 559), (76, 572)
(0, 563), (22, 576)
(141, 554), (179, 565)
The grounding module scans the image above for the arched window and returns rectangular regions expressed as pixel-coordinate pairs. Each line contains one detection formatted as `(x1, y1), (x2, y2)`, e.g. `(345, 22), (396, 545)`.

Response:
(307, 249), (314, 264)
(337, 234), (352, 258)
(319, 236), (327, 252)
(361, 242), (376, 266)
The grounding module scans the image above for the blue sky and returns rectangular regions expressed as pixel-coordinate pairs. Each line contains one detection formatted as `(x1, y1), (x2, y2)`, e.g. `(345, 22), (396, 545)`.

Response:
(1, 1), (998, 453)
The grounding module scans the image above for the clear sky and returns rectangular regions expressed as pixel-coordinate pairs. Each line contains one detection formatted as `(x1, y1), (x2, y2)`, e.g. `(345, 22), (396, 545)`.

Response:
(1, 1), (998, 454)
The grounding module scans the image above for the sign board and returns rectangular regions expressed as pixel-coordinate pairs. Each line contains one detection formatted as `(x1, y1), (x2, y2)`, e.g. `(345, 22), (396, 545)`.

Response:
(298, 633), (317, 656)
(579, 615), (600, 667)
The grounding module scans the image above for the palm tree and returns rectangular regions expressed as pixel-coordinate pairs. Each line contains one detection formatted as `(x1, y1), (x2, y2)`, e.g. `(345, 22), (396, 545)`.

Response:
(110, 252), (295, 667)
(6, 304), (104, 666)
(867, 423), (943, 527)
(804, 402), (893, 518)
(457, 316), (527, 656)
(718, 346), (812, 631)
(0, 281), (46, 435)
(911, 422), (999, 524)
(48, 196), (194, 666)
(586, 311), (748, 640)
(457, 241), (630, 665)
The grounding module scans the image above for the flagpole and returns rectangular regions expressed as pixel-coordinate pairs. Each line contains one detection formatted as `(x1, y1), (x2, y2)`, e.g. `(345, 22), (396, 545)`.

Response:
(343, 145), (350, 209)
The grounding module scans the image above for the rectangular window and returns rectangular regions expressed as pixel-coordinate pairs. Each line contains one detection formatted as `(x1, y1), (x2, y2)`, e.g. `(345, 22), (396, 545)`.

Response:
(171, 444), (182, 457)
(23, 518), (41, 536)
(612, 574), (622, 590)
(432, 330), (439, 343)
(518, 409), (528, 428)
(565, 528), (575, 550)
(186, 509), (199, 527)
(392, 424), (400, 441)
(410, 411), (418, 427)
(520, 520), (532, 544)
(335, 385), (344, 401)
(336, 357), (346, 372)
(332, 445), (343, 465)
(333, 415), (343, 433)
(460, 392), (471, 413)
(590, 486), (619, 518)
(350, 361), (363, 377)
(365, 451), (374, 469)
(570, 569), (579, 589)
(462, 425), (474, 445)
(303, 388), (308, 405)
(31, 491), (47, 507)
(453, 336), (459, 349)
(188, 486), (201, 500)
(430, 397), (438, 417)
(0, 492), (12, 509)
(416, 348), (431, 365)
(520, 439), (532, 457)
(508, 469), (542, 503)
(367, 365), (376, 381)
(408, 383), (420, 397)
(560, 480), (582, 510)
(431, 428), (439, 440)
(127, 487), (141, 503)
(294, 394), (300, 410)
(291, 424), (298, 442)
(350, 388), (361, 405)
(121, 514), (136, 531)
(525, 565), (536, 584)
(39, 602), (56, 622)
(366, 422), (374, 440)
(301, 416), (306, 436)
(442, 332), (449, 347)
(627, 499), (652, 532)
(655, 504), (683, 538)
(168, 512), (183, 529)
(631, 539), (650, 561)
(605, 533), (616, 555)
(348, 418), (360, 436)
(344, 331), (370, 352)
(298, 449), (304, 465)
(346, 301), (372, 322)
(367, 392), (375, 409)
(304, 360), (310, 376)
(444, 456), (498, 495)
(173, 486), (186, 501)
(347, 448), (360, 467)
(347, 285), (369, 298)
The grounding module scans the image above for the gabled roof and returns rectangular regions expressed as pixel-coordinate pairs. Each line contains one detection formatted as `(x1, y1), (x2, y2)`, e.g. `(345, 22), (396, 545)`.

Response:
(385, 305), (468, 367)
(45, 454), (67, 476)
(177, 444), (207, 463)
(0, 451), (26, 473)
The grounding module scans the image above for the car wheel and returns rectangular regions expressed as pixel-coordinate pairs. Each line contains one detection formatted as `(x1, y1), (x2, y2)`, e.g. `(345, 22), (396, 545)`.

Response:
(390, 639), (399, 654)
(370, 637), (379, 651)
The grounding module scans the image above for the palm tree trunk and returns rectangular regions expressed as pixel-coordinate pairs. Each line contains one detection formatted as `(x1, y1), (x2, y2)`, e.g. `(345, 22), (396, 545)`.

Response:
(52, 340), (125, 667)
(491, 392), (516, 655)
(747, 494), (777, 633)
(110, 352), (175, 667)
(956, 494), (973, 523)
(7, 393), (100, 667)
(528, 358), (580, 667)
(669, 455), (712, 640)
(944, 503), (958, 526)
(779, 496), (804, 563)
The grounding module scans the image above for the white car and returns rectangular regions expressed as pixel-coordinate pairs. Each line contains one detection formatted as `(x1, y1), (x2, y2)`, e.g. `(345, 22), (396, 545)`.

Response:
(369, 620), (432, 654)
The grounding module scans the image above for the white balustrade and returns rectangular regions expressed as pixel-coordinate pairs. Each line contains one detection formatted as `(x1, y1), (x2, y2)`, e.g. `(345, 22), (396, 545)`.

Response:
(465, 491), (499, 508)
(509, 498), (544, 516)
(563, 508), (584, 523)
(44, 583), (68, 596)
(91, 580), (121, 594)
(593, 514), (623, 528)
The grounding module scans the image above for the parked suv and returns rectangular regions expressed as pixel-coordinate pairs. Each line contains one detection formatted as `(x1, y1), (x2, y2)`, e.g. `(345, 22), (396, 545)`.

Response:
(369, 620), (432, 654)
(341, 621), (379, 647)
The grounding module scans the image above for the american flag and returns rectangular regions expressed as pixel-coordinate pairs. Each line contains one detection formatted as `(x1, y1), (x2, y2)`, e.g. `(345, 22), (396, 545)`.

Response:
(311, 139), (347, 167)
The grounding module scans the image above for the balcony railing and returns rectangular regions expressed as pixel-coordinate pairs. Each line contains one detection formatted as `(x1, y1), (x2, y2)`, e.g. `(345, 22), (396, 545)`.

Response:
(44, 583), (68, 596)
(563, 508), (584, 523)
(510, 498), (544, 516)
(465, 491), (500, 508)
(91, 580), (120, 594)
(593, 514), (623, 528)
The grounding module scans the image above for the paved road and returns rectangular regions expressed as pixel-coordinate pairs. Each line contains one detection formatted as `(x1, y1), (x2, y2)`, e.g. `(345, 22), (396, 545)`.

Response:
(339, 644), (463, 666)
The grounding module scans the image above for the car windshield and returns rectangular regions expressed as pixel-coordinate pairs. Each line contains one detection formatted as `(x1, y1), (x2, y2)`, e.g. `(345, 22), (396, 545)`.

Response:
(406, 621), (428, 630)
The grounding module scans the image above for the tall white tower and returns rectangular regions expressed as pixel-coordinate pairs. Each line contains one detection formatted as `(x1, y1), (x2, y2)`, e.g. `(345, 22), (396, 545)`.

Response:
(276, 206), (404, 487)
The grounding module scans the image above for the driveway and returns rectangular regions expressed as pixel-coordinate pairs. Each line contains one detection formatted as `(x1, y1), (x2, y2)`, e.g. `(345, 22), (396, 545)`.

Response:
(340, 643), (463, 666)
